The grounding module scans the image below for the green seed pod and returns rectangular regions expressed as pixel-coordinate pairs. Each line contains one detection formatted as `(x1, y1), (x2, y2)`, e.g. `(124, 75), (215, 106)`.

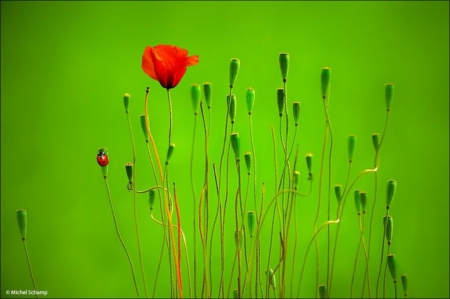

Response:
(387, 254), (397, 282)
(191, 84), (201, 114)
(348, 135), (357, 163)
(360, 191), (367, 214)
(277, 88), (285, 117)
(321, 67), (331, 100)
(149, 189), (156, 210)
(230, 132), (241, 161)
(16, 209), (27, 241)
(203, 82), (212, 109)
(354, 189), (362, 215)
(246, 88), (255, 115)
(247, 211), (256, 238)
(293, 101), (301, 126)
(318, 284), (328, 299)
(140, 115), (149, 142)
(372, 132), (380, 152)
(279, 52), (290, 82)
(123, 93), (131, 113)
(266, 268), (276, 289)
(233, 289), (239, 299)
(125, 162), (133, 183)
(293, 170), (300, 190)
(386, 179), (397, 209)
(401, 274), (408, 297)
(385, 83), (395, 112)
(166, 143), (176, 164)
(334, 184), (342, 205)
(306, 153), (313, 180)
(383, 215), (394, 245)
(244, 151), (251, 175)
(229, 58), (240, 87)
(227, 94), (237, 124)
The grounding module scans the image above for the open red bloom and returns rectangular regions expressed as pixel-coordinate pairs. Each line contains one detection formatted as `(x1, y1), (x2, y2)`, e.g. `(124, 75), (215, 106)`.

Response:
(142, 45), (199, 89)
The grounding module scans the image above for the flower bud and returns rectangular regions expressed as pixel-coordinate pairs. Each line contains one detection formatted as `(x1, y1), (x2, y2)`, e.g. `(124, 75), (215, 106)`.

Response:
(16, 209), (27, 241)
(227, 94), (237, 124)
(279, 52), (290, 82)
(230, 132), (241, 161)
(246, 88), (255, 115)
(244, 151), (251, 175)
(149, 189), (156, 210)
(229, 58), (240, 87)
(203, 82), (212, 109)
(277, 88), (285, 117)
(383, 215), (394, 245)
(386, 179), (397, 209)
(247, 211), (256, 238)
(266, 268), (276, 289)
(293, 102), (301, 126)
(233, 289), (239, 299)
(348, 135), (357, 163)
(335, 184), (342, 205)
(372, 132), (380, 152)
(360, 191), (367, 214)
(306, 153), (313, 180)
(401, 274), (408, 297)
(123, 93), (131, 113)
(166, 143), (176, 164)
(387, 254), (397, 282)
(140, 115), (149, 142)
(318, 284), (328, 299)
(321, 67), (331, 100)
(191, 84), (201, 114)
(293, 170), (300, 190)
(354, 189), (362, 215)
(385, 83), (395, 112)
(125, 162), (133, 183)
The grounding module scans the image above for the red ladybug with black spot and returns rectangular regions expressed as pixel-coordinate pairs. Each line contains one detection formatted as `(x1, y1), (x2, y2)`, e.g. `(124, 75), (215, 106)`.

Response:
(97, 148), (109, 167)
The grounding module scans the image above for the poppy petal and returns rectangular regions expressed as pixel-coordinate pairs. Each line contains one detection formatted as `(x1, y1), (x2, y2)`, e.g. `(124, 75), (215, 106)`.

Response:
(186, 55), (199, 66)
(141, 46), (158, 81)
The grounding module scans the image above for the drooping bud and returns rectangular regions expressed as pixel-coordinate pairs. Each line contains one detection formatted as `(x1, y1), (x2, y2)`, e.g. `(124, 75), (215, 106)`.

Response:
(293, 101), (301, 126)
(203, 82), (212, 109)
(318, 284), (328, 299)
(321, 67), (331, 100)
(229, 58), (240, 87)
(277, 88), (285, 117)
(386, 179), (397, 209)
(246, 88), (255, 115)
(16, 209), (27, 241)
(125, 162), (133, 191)
(293, 170), (300, 190)
(348, 135), (357, 163)
(247, 211), (256, 238)
(266, 268), (276, 289)
(334, 184), (342, 205)
(385, 83), (395, 112)
(149, 189), (156, 210)
(244, 151), (252, 175)
(306, 153), (313, 180)
(123, 93), (131, 113)
(191, 84), (201, 114)
(230, 133), (241, 161)
(372, 132), (380, 152)
(354, 189), (362, 215)
(279, 52), (290, 82)
(166, 143), (176, 164)
(387, 254), (397, 282)
(383, 215), (394, 245)
(401, 274), (408, 297)
(227, 94), (237, 124)
(140, 115), (149, 142)
(360, 191), (367, 214)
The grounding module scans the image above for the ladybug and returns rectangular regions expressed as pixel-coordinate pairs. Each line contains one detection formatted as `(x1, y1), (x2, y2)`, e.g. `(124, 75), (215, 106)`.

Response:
(97, 149), (109, 167)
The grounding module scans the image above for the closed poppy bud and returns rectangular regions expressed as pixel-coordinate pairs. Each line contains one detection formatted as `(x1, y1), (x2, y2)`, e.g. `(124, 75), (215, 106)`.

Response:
(321, 67), (331, 100)
(227, 94), (237, 124)
(360, 191), (367, 214)
(354, 189), (361, 215)
(149, 189), (156, 210)
(372, 132), (380, 152)
(230, 132), (241, 161)
(246, 88), (255, 115)
(385, 83), (395, 112)
(401, 274), (408, 297)
(191, 84), (201, 114)
(244, 151), (252, 175)
(318, 284), (328, 299)
(247, 211), (256, 238)
(166, 143), (176, 164)
(293, 170), (300, 190)
(203, 82), (212, 109)
(16, 209), (27, 241)
(293, 102), (301, 126)
(266, 268), (276, 289)
(229, 58), (240, 87)
(277, 88), (285, 117)
(387, 254), (397, 282)
(279, 52), (290, 82)
(348, 135), (357, 163)
(233, 289), (239, 299)
(140, 115), (149, 142)
(142, 44), (199, 89)
(123, 93), (131, 113)
(306, 153), (313, 180)
(335, 184), (342, 205)
(386, 179), (397, 209)
(125, 162), (133, 190)
(383, 215), (394, 245)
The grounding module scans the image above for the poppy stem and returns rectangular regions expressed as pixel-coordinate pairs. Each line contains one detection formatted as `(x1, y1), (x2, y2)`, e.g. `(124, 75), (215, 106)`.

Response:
(22, 239), (38, 299)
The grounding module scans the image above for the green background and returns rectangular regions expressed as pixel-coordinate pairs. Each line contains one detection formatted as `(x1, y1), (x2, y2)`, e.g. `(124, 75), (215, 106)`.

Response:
(1, 1), (448, 298)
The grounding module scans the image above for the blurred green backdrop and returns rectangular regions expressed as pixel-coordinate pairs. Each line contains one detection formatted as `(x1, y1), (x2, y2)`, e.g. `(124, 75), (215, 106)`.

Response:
(1, 1), (448, 298)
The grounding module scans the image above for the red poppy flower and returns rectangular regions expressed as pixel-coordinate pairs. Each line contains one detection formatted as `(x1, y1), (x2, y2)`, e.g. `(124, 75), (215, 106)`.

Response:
(142, 44), (199, 89)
